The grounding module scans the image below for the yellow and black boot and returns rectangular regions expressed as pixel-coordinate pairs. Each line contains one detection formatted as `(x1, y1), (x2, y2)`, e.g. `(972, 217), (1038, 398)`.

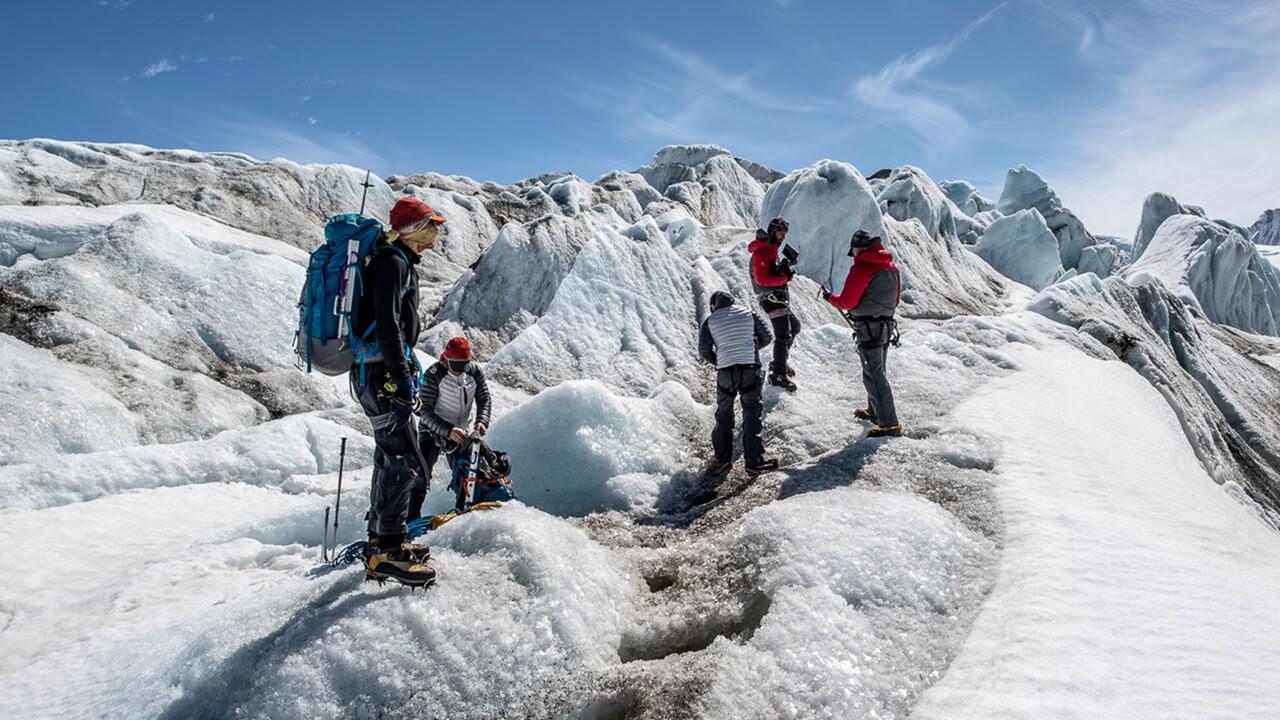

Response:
(366, 538), (435, 587)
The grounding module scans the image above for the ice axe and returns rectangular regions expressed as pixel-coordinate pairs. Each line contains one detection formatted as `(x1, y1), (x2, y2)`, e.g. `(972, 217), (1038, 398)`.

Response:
(357, 169), (374, 215)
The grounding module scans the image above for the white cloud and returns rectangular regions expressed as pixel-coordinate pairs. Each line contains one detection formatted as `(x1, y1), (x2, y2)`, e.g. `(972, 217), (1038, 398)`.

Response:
(1050, 0), (1280, 235)
(851, 3), (1005, 148)
(141, 59), (177, 78)
(307, 117), (318, 126)
(96, 0), (132, 8)
(210, 118), (387, 172)
(568, 36), (835, 161)
(202, 12), (215, 22)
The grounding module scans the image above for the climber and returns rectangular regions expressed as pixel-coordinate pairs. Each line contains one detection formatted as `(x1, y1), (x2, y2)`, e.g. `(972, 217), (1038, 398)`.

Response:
(351, 196), (445, 586)
(821, 229), (904, 438)
(698, 290), (779, 479)
(412, 335), (493, 515)
(749, 217), (802, 392)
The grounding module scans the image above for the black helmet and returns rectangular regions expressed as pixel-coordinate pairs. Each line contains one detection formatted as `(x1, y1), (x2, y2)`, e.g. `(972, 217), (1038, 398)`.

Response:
(767, 217), (789, 236)
(849, 229), (880, 251)
(709, 290), (735, 311)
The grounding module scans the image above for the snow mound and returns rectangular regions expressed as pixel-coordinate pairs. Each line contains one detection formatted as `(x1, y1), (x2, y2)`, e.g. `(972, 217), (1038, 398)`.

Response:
(0, 412), (369, 510)
(1248, 208), (1280, 245)
(651, 144), (733, 168)
(1132, 191), (1200, 261)
(940, 179), (995, 216)
(161, 505), (641, 720)
(974, 209), (1065, 291)
(483, 220), (702, 396)
(877, 165), (956, 243)
(430, 215), (598, 355)
(485, 380), (707, 516)
(1125, 214), (1280, 336)
(0, 139), (398, 248)
(0, 205), (348, 429)
(595, 170), (663, 213)
(1076, 242), (1121, 278)
(696, 488), (992, 719)
(997, 164), (1096, 270)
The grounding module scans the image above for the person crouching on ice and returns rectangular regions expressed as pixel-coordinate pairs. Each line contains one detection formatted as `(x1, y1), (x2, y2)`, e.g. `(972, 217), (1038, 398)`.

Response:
(749, 217), (801, 392)
(355, 197), (444, 586)
(821, 229), (904, 438)
(698, 291), (779, 478)
(414, 336), (492, 514)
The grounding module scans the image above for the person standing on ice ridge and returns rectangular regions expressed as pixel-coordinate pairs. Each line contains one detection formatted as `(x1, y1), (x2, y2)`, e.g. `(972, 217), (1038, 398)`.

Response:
(821, 229), (904, 438)
(411, 335), (493, 515)
(351, 196), (444, 586)
(749, 217), (802, 392)
(698, 290), (779, 477)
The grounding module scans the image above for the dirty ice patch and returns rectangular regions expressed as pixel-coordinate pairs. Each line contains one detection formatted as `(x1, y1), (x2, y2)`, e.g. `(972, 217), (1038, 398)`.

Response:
(485, 380), (709, 516)
(194, 505), (641, 720)
(697, 487), (993, 719)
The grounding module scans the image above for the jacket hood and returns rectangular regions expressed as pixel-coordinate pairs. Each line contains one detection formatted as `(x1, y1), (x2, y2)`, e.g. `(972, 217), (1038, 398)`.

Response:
(854, 242), (894, 267)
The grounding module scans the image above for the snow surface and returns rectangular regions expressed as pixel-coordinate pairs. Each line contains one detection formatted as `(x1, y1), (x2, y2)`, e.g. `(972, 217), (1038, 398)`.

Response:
(3, 140), (1280, 720)
(914, 343), (1280, 719)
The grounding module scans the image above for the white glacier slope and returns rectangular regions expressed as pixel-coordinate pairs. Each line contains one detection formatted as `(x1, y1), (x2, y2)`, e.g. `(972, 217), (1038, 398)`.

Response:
(912, 340), (1280, 720)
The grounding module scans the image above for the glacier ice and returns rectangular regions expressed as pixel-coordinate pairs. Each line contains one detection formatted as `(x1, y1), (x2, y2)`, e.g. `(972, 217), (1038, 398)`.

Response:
(997, 164), (1096, 270)
(974, 209), (1065, 291)
(1125, 214), (1280, 336)
(1248, 208), (1280, 246)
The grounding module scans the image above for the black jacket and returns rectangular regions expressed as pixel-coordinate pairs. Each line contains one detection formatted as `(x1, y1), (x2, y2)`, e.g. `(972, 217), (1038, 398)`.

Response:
(419, 361), (493, 440)
(352, 238), (421, 382)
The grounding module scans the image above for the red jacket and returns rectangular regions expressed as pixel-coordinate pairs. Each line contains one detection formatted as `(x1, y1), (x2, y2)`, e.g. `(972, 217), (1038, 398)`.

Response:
(827, 242), (901, 311)
(748, 237), (790, 288)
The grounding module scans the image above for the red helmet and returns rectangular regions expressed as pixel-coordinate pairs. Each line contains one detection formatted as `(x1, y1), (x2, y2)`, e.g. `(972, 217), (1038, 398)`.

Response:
(389, 197), (446, 232)
(442, 336), (473, 361)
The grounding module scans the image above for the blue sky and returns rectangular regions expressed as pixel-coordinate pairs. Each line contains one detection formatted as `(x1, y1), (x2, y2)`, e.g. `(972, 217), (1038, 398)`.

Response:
(3, 0), (1277, 235)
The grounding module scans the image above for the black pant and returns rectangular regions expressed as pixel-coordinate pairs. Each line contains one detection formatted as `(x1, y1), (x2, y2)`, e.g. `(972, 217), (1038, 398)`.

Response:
(353, 370), (416, 543)
(406, 434), (467, 520)
(854, 318), (898, 426)
(712, 365), (765, 466)
(770, 314), (801, 375)
(759, 287), (801, 375)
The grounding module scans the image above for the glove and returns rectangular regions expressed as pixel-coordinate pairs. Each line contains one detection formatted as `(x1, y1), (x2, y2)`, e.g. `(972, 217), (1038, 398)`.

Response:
(819, 287), (832, 301)
(383, 375), (420, 423)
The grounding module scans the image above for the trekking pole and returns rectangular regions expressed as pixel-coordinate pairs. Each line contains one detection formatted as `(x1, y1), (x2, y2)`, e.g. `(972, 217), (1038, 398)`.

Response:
(331, 437), (347, 560)
(322, 506), (331, 562)
(357, 170), (373, 215)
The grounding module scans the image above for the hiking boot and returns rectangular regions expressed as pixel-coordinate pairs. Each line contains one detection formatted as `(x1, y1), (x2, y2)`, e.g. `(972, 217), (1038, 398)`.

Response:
(703, 459), (733, 479)
(745, 458), (780, 476)
(768, 373), (797, 392)
(868, 423), (904, 438)
(367, 544), (436, 587)
(853, 407), (876, 421)
(769, 362), (796, 378)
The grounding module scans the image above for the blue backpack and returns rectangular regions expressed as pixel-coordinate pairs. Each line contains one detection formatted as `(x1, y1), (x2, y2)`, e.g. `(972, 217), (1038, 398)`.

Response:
(294, 214), (391, 376)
